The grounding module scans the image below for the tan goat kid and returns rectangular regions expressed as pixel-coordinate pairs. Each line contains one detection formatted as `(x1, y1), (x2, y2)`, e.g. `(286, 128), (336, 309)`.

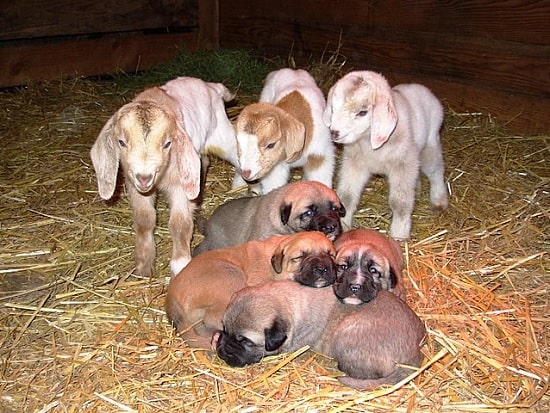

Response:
(91, 86), (201, 277)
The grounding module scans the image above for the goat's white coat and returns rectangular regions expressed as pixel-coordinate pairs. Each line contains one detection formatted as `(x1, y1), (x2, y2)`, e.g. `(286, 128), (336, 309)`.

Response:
(161, 77), (241, 185)
(324, 71), (448, 239)
(236, 68), (335, 194)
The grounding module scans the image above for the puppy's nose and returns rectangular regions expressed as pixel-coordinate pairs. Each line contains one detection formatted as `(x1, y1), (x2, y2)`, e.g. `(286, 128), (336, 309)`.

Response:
(321, 223), (336, 235)
(314, 266), (328, 276)
(349, 284), (362, 293)
(330, 129), (339, 140)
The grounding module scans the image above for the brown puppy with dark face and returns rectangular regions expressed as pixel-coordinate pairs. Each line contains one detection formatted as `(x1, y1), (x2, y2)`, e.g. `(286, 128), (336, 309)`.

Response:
(333, 228), (406, 303)
(192, 181), (345, 256)
(214, 280), (426, 390)
(166, 231), (336, 349)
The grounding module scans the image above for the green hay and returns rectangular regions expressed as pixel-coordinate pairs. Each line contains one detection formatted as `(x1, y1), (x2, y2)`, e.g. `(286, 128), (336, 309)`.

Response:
(112, 48), (280, 95)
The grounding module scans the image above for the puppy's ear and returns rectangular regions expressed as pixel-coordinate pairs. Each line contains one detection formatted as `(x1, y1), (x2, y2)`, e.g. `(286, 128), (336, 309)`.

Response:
(264, 317), (288, 351)
(388, 267), (398, 289)
(338, 203), (347, 217)
(280, 203), (292, 225)
(270, 251), (284, 274)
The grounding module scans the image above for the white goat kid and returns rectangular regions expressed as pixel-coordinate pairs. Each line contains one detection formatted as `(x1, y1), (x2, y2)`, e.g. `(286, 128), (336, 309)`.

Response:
(91, 77), (237, 277)
(324, 71), (449, 240)
(235, 68), (335, 194)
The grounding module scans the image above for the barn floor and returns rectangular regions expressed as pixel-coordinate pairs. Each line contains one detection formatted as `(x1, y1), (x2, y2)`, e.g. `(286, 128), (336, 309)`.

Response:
(0, 51), (548, 412)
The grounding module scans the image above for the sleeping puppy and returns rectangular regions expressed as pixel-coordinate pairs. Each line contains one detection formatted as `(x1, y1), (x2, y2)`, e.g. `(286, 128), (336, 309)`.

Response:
(193, 180), (345, 255)
(166, 231), (336, 349)
(235, 68), (335, 194)
(214, 280), (426, 390)
(333, 228), (406, 303)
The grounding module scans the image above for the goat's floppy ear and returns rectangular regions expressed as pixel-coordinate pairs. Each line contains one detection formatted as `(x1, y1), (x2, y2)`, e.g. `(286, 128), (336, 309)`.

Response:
(264, 317), (288, 351)
(90, 113), (121, 200)
(278, 110), (306, 163)
(368, 76), (398, 150)
(173, 122), (201, 200)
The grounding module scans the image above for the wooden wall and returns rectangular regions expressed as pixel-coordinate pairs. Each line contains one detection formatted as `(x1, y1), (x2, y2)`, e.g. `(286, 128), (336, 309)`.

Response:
(0, 0), (219, 87)
(218, 0), (550, 134)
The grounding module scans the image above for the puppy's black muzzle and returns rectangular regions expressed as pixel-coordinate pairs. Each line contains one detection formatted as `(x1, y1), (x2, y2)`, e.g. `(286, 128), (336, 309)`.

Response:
(309, 212), (343, 240)
(294, 254), (337, 287)
(216, 331), (263, 367)
(333, 275), (380, 304)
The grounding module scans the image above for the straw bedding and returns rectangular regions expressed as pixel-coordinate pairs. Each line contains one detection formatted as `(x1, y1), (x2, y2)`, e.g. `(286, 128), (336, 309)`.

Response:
(0, 50), (548, 412)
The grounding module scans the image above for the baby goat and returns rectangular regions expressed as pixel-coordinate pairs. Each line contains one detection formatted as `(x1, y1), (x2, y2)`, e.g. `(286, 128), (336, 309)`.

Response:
(324, 71), (449, 239)
(91, 78), (237, 277)
(235, 68), (335, 194)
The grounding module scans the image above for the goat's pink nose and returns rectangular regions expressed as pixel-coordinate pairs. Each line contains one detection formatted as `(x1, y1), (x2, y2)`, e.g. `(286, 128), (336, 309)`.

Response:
(241, 169), (251, 180)
(136, 173), (153, 187)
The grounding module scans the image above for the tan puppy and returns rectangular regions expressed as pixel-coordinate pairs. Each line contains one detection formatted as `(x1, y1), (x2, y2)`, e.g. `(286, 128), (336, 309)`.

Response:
(333, 228), (406, 303)
(193, 180), (345, 255)
(166, 232), (336, 349)
(215, 280), (426, 390)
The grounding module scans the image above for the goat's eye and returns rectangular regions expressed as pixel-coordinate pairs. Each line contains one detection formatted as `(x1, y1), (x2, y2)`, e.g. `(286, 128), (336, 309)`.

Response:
(118, 139), (127, 148)
(356, 110), (368, 117)
(266, 142), (276, 149)
(163, 141), (172, 149)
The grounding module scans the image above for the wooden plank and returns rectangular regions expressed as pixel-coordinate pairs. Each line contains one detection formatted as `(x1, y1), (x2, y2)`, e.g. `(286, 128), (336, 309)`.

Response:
(219, 19), (550, 96)
(198, 0), (219, 50)
(390, 74), (550, 135)
(0, 32), (199, 87)
(220, 0), (550, 44)
(0, 0), (198, 40)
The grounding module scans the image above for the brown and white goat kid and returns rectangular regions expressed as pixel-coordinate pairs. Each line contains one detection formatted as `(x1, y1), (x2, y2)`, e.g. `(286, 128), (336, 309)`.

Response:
(91, 78), (237, 277)
(235, 68), (335, 194)
(323, 71), (449, 240)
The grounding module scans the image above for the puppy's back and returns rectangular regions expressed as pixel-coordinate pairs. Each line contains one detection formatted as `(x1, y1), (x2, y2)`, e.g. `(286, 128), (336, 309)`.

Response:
(328, 291), (425, 389)
(193, 196), (262, 255)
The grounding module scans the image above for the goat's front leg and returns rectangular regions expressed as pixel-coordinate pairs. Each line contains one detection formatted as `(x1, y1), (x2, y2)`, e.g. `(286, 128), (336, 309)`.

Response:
(166, 186), (196, 277)
(387, 165), (418, 241)
(336, 145), (372, 229)
(128, 184), (157, 277)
